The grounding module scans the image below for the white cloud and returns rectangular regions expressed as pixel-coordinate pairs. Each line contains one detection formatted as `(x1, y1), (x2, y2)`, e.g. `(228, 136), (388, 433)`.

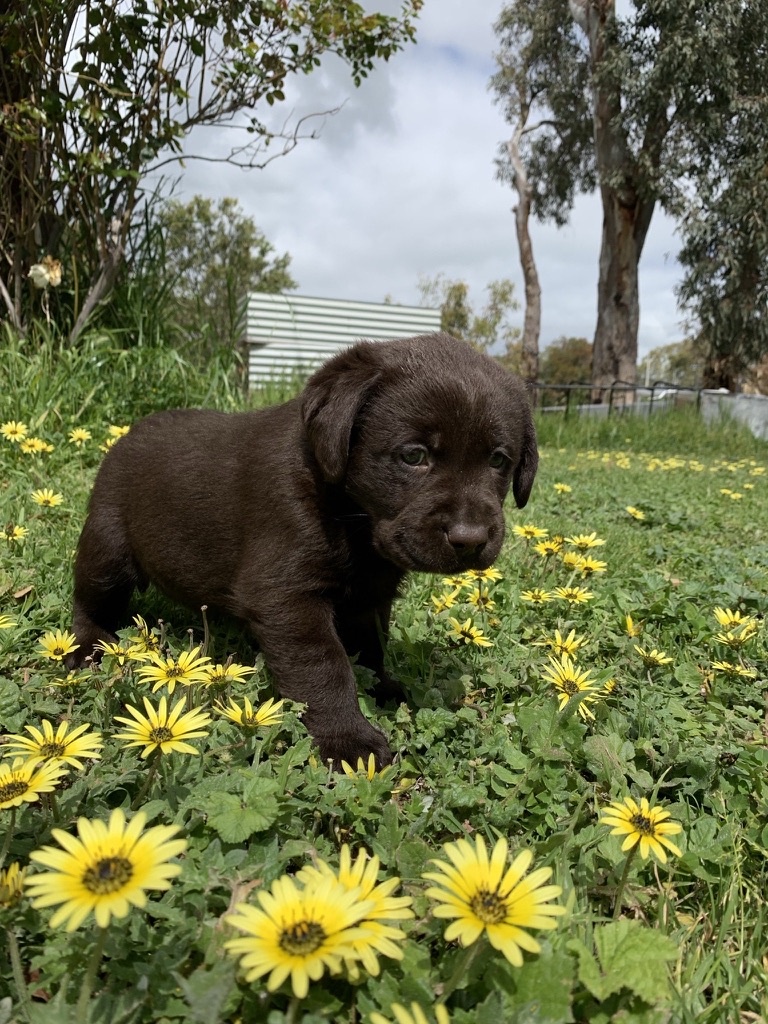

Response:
(177, 0), (685, 359)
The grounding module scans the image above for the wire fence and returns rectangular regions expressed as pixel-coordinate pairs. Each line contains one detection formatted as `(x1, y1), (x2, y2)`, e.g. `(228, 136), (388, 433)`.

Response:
(529, 380), (704, 417)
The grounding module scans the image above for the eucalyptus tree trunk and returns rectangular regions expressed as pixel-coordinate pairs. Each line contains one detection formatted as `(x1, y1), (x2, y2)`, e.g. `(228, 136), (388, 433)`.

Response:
(507, 110), (541, 386)
(569, 0), (661, 396)
(593, 185), (654, 394)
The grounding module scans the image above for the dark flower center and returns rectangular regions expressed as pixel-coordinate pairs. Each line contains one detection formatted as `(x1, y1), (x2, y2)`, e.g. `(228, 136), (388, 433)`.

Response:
(279, 920), (326, 956)
(82, 856), (134, 894)
(561, 680), (578, 696)
(39, 742), (66, 759)
(0, 779), (28, 803)
(52, 646), (65, 657)
(470, 887), (508, 924)
(149, 727), (174, 743)
(166, 667), (183, 678)
(630, 813), (654, 836)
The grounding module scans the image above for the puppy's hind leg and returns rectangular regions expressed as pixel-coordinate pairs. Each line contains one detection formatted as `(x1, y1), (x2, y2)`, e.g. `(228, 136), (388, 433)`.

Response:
(68, 508), (140, 667)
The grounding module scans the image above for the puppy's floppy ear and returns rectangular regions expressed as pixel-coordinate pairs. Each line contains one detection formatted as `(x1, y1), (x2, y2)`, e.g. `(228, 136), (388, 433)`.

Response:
(512, 398), (539, 508)
(301, 343), (382, 483)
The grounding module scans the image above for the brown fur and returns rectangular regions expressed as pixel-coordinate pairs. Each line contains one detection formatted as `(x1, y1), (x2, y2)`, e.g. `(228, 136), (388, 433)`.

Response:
(68, 333), (538, 765)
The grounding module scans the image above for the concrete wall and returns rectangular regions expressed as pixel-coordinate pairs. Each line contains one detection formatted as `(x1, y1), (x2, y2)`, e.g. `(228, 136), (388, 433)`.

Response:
(701, 390), (768, 441)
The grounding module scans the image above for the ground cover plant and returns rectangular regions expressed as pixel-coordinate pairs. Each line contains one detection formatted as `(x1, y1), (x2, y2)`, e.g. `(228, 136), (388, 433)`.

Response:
(1, 330), (767, 1023)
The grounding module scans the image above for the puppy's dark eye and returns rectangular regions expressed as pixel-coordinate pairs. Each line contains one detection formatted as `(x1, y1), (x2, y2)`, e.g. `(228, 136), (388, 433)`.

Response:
(489, 451), (508, 469)
(401, 447), (428, 467)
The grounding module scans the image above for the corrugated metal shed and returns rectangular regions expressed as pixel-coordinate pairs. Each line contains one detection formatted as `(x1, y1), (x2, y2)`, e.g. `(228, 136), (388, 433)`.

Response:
(244, 293), (442, 386)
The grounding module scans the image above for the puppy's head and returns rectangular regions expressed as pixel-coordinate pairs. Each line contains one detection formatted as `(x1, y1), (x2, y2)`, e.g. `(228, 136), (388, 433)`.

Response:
(301, 333), (538, 573)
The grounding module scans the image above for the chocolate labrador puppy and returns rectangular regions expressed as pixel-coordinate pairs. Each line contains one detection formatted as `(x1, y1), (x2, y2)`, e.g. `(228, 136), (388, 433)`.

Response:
(68, 333), (538, 766)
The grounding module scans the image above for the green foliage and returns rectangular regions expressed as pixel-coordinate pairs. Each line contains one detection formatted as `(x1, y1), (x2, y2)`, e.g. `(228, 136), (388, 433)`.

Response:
(153, 195), (296, 360)
(638, 339), (706, 389)
(540, 336), (592, 385)
(0, 0), (420, 338)
(491, 0), (595, 228)
(1, 331), (768, 1021)
(535, 336), (593, 406)
(418, 274), (520, 353)
(492, 0), (768, 386)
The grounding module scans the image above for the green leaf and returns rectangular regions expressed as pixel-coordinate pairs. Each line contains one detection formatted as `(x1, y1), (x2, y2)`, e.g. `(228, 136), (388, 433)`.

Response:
(201, 778), (280, 842)
(506, 947), (576, 1023)
(568, 920), (678, 1003)
(172, 960), (237, 1023)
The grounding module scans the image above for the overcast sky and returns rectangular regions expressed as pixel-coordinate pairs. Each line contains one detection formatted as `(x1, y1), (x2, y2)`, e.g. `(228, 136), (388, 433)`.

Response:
(177, 0), (684, 358)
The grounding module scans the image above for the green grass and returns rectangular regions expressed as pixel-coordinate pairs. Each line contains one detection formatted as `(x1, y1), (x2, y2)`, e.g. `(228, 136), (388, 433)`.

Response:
(1, 330), (767, 1023)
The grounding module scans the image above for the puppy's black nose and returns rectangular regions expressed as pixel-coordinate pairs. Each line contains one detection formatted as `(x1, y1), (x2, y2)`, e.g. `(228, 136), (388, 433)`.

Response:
(446, 523), (489, 555)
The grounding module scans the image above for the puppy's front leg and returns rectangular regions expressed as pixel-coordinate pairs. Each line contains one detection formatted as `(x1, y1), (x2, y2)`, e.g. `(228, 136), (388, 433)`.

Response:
(250, 597), (393, 769)
(336, 600), (406, 706)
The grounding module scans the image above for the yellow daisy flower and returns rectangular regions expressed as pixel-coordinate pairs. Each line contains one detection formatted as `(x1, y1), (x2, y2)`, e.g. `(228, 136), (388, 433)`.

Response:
(423, 834), (565, 966)
(446, 617), (494, 648)
(68, 427), (92, 446)
(107, 424), (131, 437)
(534, 629), (585, 657)
(1, 420), (28, 443)
(533, 539), (562, 558)
(0, 614), (17, 630)
(553, 482), (572, 493)
(520, 588), (553, 604)
(463, 567), (503, 582)
(553, 586), (594, 604)
(2, 719), (102, 769)
(713, 625), (758, 649)
(633, 645), (673, 667)
(576, 555), (607, 577)
(339, 752), (395, 781)
(441, 575), (468, 590)
(513, 524), (548, 541)
(94, 639), (138, 665)
(564, 532), (606, 549)
(711, 660), (757, 678)
(430, 591), (458, 614)
(0, 862), (27, 907)
(213, 696), (285, 729)
(114, 695), (211, 757)
(37, 629), (80, 662)
(600, 795), (683, 864)
(467, 587), (495, 612)
(624, 614), (642, 637)
(25, 808), (186, 931)
(371, 1004), (451, 1024)
(625, 506), (645, 520)
(137, 646), (211, 694)
(225, 874), (376, 998)
(297, 845), (413, 977)
(0, 757), (68, 810)
(31, 488), (64, 507)
(125, 615), (162, 657)
(20, 436), (53, 454)
(712, 606), (756, 632)
(2, 525), (28, 543)
(202, 661), (256, 688)
(541, 655), (601, 720)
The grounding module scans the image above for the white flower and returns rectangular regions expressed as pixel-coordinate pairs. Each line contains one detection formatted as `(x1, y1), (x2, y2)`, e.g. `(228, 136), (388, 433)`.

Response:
(29, 264), (50, 289)
(28, 256), (62, 289)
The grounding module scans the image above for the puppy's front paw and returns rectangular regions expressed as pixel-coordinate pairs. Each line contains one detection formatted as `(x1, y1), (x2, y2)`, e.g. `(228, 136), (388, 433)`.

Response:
(64, 625), (117, 670)
(315, 718), (393, 772)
